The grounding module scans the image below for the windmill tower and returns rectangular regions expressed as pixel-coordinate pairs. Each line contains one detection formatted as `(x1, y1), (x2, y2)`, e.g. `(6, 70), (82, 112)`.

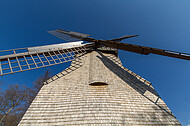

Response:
(1, 29), (188, 125)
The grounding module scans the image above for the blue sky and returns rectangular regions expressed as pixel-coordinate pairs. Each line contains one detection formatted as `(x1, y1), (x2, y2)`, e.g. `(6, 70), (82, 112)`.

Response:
(0, 0), (190, 125)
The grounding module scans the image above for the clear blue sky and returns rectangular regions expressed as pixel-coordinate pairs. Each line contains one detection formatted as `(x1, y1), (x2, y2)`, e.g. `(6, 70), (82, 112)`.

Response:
(0, 0), (190, 125)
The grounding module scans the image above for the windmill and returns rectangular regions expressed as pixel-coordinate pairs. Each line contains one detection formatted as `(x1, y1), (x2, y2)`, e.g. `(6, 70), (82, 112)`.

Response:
(1, 29), (188, 125)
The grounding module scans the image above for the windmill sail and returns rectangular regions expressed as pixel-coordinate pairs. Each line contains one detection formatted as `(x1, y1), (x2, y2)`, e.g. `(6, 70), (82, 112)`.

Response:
(99, 40), (190, 60)
(0, 41), (94, 76)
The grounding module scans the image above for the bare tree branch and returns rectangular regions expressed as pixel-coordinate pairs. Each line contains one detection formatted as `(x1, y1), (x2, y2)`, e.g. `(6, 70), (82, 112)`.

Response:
(0, 69), (52, 126)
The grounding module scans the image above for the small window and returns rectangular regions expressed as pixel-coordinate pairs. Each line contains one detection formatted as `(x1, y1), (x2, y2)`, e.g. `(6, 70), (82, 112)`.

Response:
(89, 82), (108, 86)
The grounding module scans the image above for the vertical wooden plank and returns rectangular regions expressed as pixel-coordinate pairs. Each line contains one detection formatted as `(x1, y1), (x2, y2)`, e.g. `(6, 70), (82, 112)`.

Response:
(13, 50), (16, 54)
(16, 57), (22, 71)
(23, 56), (31, 69)
(7, 58), (13, 73)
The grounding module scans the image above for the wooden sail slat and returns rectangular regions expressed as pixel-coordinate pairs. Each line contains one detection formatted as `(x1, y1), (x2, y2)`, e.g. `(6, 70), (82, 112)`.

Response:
(7, 58), (13, 73)
(16, 56), (22, 71)
(23, 56), (31, 70)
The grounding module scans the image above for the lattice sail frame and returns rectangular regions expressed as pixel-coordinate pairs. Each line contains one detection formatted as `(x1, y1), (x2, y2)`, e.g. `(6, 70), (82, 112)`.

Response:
(0, 41), (94, 76)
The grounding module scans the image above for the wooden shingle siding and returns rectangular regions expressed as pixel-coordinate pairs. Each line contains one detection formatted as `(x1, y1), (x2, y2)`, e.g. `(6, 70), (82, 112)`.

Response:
(19, 51), (181, 125)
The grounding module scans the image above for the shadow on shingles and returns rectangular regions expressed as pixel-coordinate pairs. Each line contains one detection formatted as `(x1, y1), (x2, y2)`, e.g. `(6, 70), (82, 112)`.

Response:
(97, 51), (175, 117)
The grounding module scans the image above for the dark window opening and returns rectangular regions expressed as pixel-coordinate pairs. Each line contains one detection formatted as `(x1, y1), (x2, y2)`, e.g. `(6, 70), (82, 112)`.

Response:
(89, 82), (108, 86)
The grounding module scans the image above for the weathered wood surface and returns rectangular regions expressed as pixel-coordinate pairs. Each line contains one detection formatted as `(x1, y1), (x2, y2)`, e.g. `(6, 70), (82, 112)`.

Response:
(19, 51), (181, 125)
